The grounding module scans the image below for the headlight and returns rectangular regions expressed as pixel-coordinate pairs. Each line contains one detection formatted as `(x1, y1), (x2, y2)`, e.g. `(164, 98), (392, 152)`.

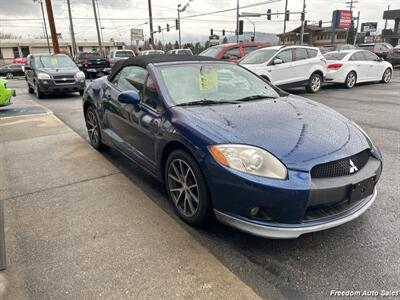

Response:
(209, 144), (287, 179)
(37, 72), (51, 80)
(75, 71), (85, 80)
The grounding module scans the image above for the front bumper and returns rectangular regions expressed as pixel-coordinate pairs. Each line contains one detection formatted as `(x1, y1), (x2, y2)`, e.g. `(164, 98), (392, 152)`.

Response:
(38, 80), (85, 94)
(215, 188), (377, 239)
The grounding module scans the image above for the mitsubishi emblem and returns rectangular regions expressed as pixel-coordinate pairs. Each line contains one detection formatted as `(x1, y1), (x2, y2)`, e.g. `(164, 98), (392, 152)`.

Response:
(349, 159), (358, 174)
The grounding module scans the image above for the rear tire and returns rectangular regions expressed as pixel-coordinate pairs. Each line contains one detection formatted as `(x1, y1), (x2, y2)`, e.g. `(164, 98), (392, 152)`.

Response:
(85, 105), (109, 151)
(6, 73), (13, 79)
(344, 71), (357, 89)
(381, 68), (392, 83)
(306, 73), (322, 93)
(165, 150), (213, 227)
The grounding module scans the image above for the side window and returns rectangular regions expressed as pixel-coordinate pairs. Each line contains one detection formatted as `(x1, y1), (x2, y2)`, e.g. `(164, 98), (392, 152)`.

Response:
(294, 48), (309, 61)
(143, 75), (163, 112)
(362, 51), (378, 61)
(112, 66), (148, 91)
(224, 47), (240, 59)
(350, 52), (364, 61)
(275, 49), (293, 63)
(243, 46), (257, 55)
(306, 49), (318, 58)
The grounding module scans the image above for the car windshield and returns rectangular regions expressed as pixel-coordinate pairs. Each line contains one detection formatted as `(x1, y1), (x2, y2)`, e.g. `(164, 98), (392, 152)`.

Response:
(324, 52), (348, 60)
(115, 51), (134, 57)
(158, 63), (280, 106)
(358, 45), (374, 50)
(178, 50), (192, 55)
(240, 49), (278, 64)
(34, 55), (76, 68)
(199, 46), (224, 58)
(78, 53), (101, 59)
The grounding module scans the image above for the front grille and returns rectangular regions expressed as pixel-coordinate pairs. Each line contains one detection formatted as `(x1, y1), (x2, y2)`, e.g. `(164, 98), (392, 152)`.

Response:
(311, 150), (370, 178)
(53, 75), (75, 84)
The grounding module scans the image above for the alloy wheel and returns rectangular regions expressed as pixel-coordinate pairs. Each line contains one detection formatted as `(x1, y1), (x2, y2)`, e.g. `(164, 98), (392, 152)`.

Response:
(167, 159), (200, 217)
(347, 73), (356, 88)
(86, 109), (100, 146)
(383, 69), (392, 83)
(311, 75), (321, 92)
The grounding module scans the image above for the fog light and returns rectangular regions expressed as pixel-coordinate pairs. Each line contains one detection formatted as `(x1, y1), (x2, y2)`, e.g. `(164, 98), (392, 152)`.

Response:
(249, 207), (260, 217)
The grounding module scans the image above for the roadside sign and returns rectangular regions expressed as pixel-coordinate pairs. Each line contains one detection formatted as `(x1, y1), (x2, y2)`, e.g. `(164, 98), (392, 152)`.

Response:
(92, 46), (97, 52)
(361, 22), (378, 33)
(209, 39), (220, 45)
(131, 28), (144, 41)
(332, 10), (353, 29)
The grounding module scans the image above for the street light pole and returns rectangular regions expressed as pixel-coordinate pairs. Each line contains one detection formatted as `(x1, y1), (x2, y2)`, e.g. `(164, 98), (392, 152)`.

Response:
(245, 17), (256, 41)
(91, 0), (103, 55)
(282, 0), (288, 44)
(35, 0), (51, 54)
(300, 0), (306, 44)
(178, 4), (182, 48)
(148, 0), (154, 48)
(236, 0), (240, 42)
(66, 0), (77, 56)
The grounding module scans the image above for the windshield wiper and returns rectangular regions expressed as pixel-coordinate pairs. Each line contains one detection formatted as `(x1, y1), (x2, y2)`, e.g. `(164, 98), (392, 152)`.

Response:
(176, 99), (241, 106)
(234, 95), (278, 102)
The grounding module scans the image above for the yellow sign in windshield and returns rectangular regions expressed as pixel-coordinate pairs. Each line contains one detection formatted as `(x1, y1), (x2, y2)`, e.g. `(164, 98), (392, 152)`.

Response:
(199, 67), (218, 91)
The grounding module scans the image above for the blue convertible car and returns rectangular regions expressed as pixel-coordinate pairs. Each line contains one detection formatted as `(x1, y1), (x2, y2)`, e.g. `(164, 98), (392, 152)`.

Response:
(82, 55), (382, 238)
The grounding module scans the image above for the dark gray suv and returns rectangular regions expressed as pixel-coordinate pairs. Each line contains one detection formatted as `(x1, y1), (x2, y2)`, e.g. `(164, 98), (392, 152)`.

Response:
(25, 54), (86, 98)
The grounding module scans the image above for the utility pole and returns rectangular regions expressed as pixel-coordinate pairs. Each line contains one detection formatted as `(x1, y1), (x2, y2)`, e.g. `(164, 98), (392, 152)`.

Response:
(95, 0), (105, 49)
(34, 0), (51, 53)
(353, 11), (360, 45)
(345, 0), (357, 42)
(300, 0), (306, 44)
(92, 0), (103, 55)
(384, 5), (390, 30)
(236, 0), (239, 42)
(44, 0), (59, 53)
(66, 0), (77, 56)
(178, 4), (182, 48)
(282, 0), (288, 44)
(148, 0), (154, 48)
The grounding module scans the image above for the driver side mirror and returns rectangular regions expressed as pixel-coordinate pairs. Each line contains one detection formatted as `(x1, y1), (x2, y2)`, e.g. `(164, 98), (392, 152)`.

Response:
(377, 57), (384, 62)
(118, 90), (140, 104)
(272, 58), (283, 65)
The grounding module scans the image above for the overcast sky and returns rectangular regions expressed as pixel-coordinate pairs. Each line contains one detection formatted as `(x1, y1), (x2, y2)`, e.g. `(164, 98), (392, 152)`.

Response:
(0, 0), (396, 44)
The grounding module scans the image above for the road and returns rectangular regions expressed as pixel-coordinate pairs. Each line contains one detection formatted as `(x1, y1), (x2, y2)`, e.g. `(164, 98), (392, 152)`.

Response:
(5, 72), (400, 299)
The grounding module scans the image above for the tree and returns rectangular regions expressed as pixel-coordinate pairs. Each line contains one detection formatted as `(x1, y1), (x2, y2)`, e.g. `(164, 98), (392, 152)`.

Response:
(222, 37), (228, 44)
(174, 41), (179, 49)
(157, 40), (163, 50)
(165, 42), (173, 52)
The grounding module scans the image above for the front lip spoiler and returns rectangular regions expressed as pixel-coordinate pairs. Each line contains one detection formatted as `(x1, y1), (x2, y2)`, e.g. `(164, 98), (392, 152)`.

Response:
(214, 188), (377, 239)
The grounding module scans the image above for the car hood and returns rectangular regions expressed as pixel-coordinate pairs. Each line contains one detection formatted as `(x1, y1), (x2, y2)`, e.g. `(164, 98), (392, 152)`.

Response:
(171, 95), (370, 171)
(38, 67), (79, 75)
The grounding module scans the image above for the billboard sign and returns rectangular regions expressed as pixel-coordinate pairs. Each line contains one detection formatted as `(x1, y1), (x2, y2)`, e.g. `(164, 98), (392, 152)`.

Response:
(361, 22), (378, 33)
(332, 10), (353, 29)
(131, 28), (144, 41)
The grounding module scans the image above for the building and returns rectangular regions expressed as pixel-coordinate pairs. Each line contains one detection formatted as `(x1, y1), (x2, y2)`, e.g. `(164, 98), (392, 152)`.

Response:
(0, 39), (125, 65)
(279, 24), (347, 46)
(382, 9), (400, 45)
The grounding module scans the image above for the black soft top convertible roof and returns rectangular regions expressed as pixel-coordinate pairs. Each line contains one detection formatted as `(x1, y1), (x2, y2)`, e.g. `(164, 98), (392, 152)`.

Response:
(108, 54), (221, 80)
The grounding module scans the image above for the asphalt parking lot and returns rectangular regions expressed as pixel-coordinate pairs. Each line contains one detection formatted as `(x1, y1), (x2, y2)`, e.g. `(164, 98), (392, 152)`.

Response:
(2, 71), (400, 299)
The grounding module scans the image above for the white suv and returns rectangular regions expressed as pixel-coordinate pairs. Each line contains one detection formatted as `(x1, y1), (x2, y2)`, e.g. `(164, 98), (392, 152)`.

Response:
(240, 45), (327, 93)
(108, 50), (135, 66)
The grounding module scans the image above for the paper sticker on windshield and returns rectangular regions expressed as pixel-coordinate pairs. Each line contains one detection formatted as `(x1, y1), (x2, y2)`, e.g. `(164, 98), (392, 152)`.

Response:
(199, 67), (218, 91)
(50, 57), (58, 65)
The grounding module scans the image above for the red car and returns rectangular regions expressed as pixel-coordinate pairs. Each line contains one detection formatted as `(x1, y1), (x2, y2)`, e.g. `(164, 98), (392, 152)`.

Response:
(199, 42), (271, 62)
(12, 57), (27, 65)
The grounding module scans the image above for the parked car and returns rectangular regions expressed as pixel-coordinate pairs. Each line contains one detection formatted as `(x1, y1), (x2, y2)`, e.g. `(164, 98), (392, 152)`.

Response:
(199, 42), (271, 62)
(0, 79), (16, 107)
(25, 53), (86, 98)
(12, 57), (27, 65)
(321, 44), (357, 53)
(167, 48), (193, 55)
(108, 49), (135, 66)
(74, 52), (111, 78)
(82, 55), (382, 239)
(358, 43), (394, 59)
(139, 50), (165, 56)
(0, 64), (25, 79)
(240, 45), (327, 93)
(386, 45), (400, 66)
(324, 50), (393, 88)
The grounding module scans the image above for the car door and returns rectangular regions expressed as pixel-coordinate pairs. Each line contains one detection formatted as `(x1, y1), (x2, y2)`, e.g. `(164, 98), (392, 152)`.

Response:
(10, 64), (24, 76)
(348, 51), (369, 82)
(362, 51), (385, 80)
(292, 48), (311, 82)
(267, 49), (295, 86)
(25, 56), (35, 86)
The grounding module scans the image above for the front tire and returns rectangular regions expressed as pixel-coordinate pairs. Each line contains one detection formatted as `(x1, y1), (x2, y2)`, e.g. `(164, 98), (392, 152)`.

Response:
(165, 150), (212, 227)
(6, 73), (13, 79)
(344, 71), (357, 89)
(381, 68), (392, 83)
(306, 73), (322, 93)
(85, 105), (108, 151)
(27, 83), (34, 94)
(79, 90), (84, 96)
(35, 82), (44, 99)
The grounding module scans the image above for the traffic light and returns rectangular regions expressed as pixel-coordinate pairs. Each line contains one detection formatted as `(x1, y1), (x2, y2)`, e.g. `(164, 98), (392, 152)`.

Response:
(238, 20), (244, 35)
(301, 12), (305, 21)
(175, 19), (180, 30)
(267, 9), (271, 20)
(285, 10), (290, 21)
(318, 20), (322, 27)
(149, 37), (152, 44)
(222, 29), (225, 36)
(158, 26), (161, 33)
(166, 24), (170, 32)
(210, 29), (213, 36)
